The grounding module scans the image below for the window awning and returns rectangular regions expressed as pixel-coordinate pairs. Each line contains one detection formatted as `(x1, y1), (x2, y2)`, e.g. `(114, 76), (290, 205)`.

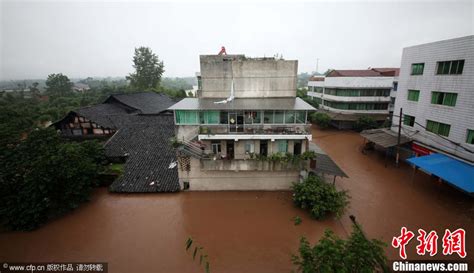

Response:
(407, 153), (474, 195)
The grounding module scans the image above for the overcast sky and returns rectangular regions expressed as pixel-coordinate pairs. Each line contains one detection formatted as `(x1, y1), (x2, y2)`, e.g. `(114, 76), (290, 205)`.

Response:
(1, 0), (473, 80)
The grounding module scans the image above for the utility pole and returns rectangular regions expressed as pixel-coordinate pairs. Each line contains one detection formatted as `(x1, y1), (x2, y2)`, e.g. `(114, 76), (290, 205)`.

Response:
(396, 107), (403, 167)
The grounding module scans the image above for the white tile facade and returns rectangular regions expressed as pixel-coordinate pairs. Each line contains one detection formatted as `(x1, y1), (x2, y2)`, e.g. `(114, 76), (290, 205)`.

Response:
(392, 35), (474, 163)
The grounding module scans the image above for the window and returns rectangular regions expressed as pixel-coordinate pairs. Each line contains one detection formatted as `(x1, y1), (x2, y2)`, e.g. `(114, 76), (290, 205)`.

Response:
(407, 90), (420, 102)
(411, 63), (424, 75)
(426, 120), (451, 137)
(431, 92), (457, 107)
(285, 111), (295, 124)
(314, 87), (324, 93)
(277, 140), (288, 153)
(199, 111), (219, 124)
(244, 111), (261, 124)
(393, 82), (398, 91)
(245, 141), (255, 153)
(264, 111), (274, 124)
(175, 110), (199, 124)
(436, 60), (464, 75)
(296, 111), (306, 124)
(274, 111), (284, 123)
(211, 141), (221, 154)
(220, 111), (228, 124)
(466, 129), (474, 144)
(403, 115), (415, 127)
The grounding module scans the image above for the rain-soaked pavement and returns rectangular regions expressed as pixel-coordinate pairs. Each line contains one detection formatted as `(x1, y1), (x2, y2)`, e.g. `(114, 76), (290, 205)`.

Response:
(0, 127), (473, 272)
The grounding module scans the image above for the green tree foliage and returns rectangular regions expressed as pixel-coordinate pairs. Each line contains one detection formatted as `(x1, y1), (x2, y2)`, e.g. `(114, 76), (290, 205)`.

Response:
(0, 128), (105, 230)
(45, 73), (73, 96)
(292, 175), (349, 219)
(127, 47), (164, 90)
(292, 224), (388, 273)
(310, 112), (331, 128)
(354, 116), (378, 132)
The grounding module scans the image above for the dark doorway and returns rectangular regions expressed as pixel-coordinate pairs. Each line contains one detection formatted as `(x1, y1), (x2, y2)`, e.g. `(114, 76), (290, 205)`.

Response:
(294, 141), (302, 155)
(226, 140), (234, 159)
(260, 140), (268, 156)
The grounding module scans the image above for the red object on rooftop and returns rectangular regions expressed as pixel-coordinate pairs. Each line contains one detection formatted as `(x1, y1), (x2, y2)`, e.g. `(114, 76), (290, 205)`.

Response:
(218, 46), (227, 55)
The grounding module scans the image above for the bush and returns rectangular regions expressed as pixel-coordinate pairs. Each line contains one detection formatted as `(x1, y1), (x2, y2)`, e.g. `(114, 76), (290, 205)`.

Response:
(0, 128), (105, 230)
(292, 224), (388, 273)
(310, 112), (331, 129)
(354, 115), (378, 132)
(292, 176), (349, 219)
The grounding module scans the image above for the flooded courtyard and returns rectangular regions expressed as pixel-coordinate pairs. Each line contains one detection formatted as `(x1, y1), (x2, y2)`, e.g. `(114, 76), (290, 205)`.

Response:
(0, 127), (473, 272)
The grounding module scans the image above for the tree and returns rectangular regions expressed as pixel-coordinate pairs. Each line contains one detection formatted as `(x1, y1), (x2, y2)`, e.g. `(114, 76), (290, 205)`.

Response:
(0, 128), (105, 230)
(292, 175), (349, 219)
(354, 116), (378, 132)
(29, 82), (41, 98)
(45, 73), (73, 97)
(310, 112), (331, 128)
(292, 223), (388, 273)
(127, 47), (164, 90)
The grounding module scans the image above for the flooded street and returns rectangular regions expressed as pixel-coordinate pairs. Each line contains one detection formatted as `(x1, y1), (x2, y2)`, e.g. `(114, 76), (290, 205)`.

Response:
(1, 127), (473, 272)
(312, 126), (474, 263)
(0, 190), (345, 273)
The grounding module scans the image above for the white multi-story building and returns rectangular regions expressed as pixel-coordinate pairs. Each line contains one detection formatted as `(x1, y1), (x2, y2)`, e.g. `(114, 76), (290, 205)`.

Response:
(392, 35), (474, 163)
(307, 68), (399, 129)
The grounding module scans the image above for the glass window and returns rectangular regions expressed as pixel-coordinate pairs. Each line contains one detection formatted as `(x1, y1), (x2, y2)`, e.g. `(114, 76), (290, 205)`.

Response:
(199, 111), (219, 124)
(466, 129), (474, 145)
(176, 110), (198, 124)
(277, 140), (288, 153)
(431, 92), (457, 107)
(426, 120), (450, 137)
(296, 111), (306, 124)
(403, 115), (415, 127)
(407, 90), (420, 102)
(393, 82), (398, 91)
(411, 63), (424, 75)
(211, 141), (221, 154)
(274, 111), (284, 123)
(245, 141), (255, 153)
(220, 111), (228, 124)
(244, 111), (261, 124)
(263, 111), (274, 124)
(436, 60), (465, 75)
(285, 111), (295, 124)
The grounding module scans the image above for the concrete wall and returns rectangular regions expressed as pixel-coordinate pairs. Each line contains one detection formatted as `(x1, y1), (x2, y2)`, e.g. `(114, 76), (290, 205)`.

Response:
(178, 158), (299, 191)
(391, 35), (474, 162)
(200, 55), (297, 98)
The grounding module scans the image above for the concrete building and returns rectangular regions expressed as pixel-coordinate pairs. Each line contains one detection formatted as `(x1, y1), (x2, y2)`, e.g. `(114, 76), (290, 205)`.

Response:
(307, 68), (399, 129)
(169, 54), (316, 190)
(391, 35), (474, 163)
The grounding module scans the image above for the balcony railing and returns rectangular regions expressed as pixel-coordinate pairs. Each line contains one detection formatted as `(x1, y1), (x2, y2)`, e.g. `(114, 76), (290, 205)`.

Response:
(200, 158), (309, 171)
(199, 124), (312, 135)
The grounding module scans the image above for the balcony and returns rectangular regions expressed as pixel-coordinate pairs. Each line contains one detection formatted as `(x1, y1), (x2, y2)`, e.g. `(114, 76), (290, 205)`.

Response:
(197, 124), (312, 141)
(201, 158), (309, 172)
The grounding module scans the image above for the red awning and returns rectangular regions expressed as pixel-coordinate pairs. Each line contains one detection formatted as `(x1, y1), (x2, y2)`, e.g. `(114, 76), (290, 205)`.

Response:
(412, 143), (432, 156)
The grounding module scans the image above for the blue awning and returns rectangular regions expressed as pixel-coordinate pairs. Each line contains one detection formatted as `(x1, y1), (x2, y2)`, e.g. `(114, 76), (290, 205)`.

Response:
(407, 153), (474, 194)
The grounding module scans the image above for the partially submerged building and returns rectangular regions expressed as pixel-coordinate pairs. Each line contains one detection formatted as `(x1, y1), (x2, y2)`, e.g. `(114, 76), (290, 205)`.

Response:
(53, 92), (180, 193)
(53, 92), (174, 138)
(307, 68), (399, 129)
(169, 55), (317, 190)
(392, 35), (474, 165)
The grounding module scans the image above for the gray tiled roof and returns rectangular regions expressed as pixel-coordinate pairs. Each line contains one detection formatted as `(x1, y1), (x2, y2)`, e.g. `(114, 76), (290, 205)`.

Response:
(168, 97), (316, 111)
(106, 92), (176, 114)
(74, 103), (130, 129)
(105, 115), (180, 193)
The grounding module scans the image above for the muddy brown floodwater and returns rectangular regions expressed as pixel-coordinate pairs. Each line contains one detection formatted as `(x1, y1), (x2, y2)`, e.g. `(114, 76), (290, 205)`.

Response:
(1, 127), (473, 272)
(312, 127), (474, 265)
